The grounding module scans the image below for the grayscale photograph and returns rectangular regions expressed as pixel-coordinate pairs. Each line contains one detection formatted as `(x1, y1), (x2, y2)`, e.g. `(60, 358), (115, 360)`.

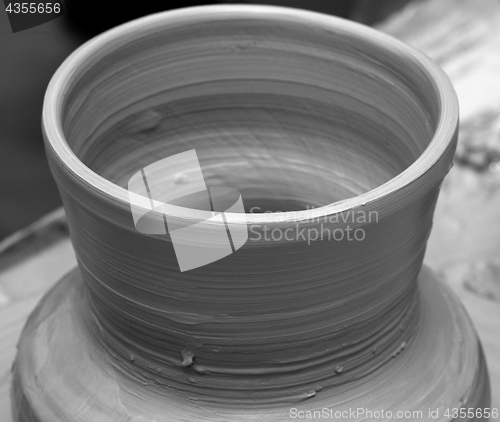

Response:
(0, 0), (498, 421)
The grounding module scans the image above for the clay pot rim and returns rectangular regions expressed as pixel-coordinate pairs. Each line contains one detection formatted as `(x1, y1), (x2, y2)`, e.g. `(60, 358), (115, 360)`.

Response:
(42, 4), (458, 225)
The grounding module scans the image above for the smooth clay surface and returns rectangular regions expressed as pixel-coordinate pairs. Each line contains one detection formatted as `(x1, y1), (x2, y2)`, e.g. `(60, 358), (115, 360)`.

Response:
(13, 5), (490, 421)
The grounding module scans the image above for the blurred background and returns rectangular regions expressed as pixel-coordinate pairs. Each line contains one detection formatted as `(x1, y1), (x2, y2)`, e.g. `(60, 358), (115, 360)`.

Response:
(0, 0), (418, 240)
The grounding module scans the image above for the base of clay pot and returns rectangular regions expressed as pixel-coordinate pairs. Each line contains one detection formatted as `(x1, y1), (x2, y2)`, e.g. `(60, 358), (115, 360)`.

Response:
(11, 266), (490, 421)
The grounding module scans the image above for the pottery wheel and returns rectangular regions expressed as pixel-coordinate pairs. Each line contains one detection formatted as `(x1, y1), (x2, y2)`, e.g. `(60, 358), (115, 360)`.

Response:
(11, 265), (489, 421)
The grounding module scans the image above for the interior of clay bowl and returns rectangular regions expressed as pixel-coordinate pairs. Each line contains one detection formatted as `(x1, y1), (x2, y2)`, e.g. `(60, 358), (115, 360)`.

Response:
(53, 6), (446, 215)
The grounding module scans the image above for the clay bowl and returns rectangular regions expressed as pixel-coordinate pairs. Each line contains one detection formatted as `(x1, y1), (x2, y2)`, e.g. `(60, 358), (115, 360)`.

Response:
(12, 5), (489, 421)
